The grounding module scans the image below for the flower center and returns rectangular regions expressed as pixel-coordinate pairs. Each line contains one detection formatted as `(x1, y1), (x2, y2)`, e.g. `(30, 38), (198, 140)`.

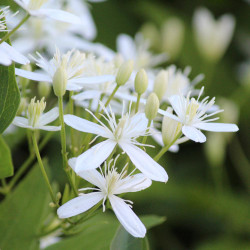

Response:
(114, 115), (128, 141)
(185, 98), (199, 124)
(27, 97), (46, 127)
(105, 169), (120, 195)
(28, 0), (48, 10)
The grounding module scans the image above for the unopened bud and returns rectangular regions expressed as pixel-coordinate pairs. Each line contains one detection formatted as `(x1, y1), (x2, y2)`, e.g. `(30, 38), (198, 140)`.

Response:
(134, 69), (148, 94)
(38, 81), (51, 98)
(56, 192), (62, 201)
(154, 70), (168, 101)
(49, 202), (56, 208)
(162, 107), (182, 147)
(116, 60), (134, 86)
(145, 93), (159, 120)
(17, 97), (28, 116)
(19, 64), (32, 89)
(53, 66), (67, 97)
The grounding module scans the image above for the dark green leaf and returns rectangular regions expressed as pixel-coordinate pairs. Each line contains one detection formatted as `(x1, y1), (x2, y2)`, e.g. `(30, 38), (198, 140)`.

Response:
(0, 135), (14, 178)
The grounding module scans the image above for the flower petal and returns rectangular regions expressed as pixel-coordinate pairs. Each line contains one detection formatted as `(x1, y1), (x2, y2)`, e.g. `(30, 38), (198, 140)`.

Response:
(64, 114), (110, 138)
(12, 117), (29, 128)
(57, 192), (103, 219)
(72, 90), (101, 101)
(109, 195), (146, 238)
(70, 75), (115, 85)
(119, 142), (168, 182)
(0, 47), (12, 66)
(39, 107), (59, 126)
(194, 122), (239, 132)
(182, 125), (206, 143)
(115, 173), (152, 194)
(158, 108), (181, 123)
(15, 68), (52, 82)
(75, 140), (116, 172)
(38, 125), (61, 131)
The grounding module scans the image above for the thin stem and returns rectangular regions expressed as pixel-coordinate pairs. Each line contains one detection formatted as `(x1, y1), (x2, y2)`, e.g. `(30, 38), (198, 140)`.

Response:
(58, 96), (78, 196)
(135, 93), (141, 113)
(31, 132), (57, 205)
(69, 91), (76, 156)
(0, 14), (30, 44)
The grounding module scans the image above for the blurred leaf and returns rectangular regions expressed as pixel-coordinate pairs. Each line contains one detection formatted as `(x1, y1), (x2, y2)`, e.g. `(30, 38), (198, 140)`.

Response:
(0, 165), (50, 250)
(0, 136), (14, 178)
(110, 215), (165, 250)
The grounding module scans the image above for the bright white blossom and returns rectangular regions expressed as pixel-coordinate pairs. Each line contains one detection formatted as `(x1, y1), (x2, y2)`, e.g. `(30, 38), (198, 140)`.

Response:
(15, 48), (115, 91)
(13, 97), (61, 131)
(57, 158), (152, 238)
(160, 88), (239, 143)
(64, 103), (168, 182)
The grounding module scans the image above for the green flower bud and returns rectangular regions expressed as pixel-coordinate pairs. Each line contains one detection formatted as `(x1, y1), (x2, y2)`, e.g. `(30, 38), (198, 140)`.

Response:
(116, 60), (134, 86)
(38, 81), (51, 98)
(52, 66), (68, 97)
(153, 70), (168, 101)
(134, 69), (148, 94)
(19, 64), (32, 90)
(162, 107), (182, 147)
(145, 93), (159, 120)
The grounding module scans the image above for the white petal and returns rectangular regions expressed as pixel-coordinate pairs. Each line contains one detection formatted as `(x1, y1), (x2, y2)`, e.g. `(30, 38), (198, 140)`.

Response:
(182, 125), (206, 143)
(115, 173), (152, 194)
(1, 42), (30, 65)
(75, 140), (116, 172)
(15, 68), (52, 82)
(78, 170), (106, 190)
(109, 195), (146, 238)
(37, 125), (61, 131)
(168, 95), (184, 119)
(64, 114), (110, 138)
(38, 9), (82, 24)
(70, 75), (115, 85)
(57, 192), (103, 219)
(39, 107), (59, 126)
(117, 34), (136, 60)
(194, 122), (239, 132)
(120, 143), (168, 182)
(12, 117), (29, 128)
(72, 90), (101, 101)
(158, 108), (181, 122)
(66, 82), (84, 91)
(0, 50), (12, 66)
(168, 144), (179, 153)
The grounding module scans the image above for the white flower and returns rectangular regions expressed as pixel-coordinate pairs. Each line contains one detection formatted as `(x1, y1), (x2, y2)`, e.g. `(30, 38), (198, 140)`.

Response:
(193, 7), (235, 62)
(159, 88), (239, 143)
(13, 97), (61, 131)
(57, 159), (152, 238)
(14, 0), (82, 24)
(15, 48), (115, 92)
(0, 6), (29, 66)
(64, 103), (168, 182)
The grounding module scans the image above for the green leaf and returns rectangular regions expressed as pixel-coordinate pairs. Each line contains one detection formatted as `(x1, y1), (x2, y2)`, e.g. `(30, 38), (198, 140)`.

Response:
(0, 135), (14, 178)
(110, 215), (166, 250)
(0, 165), (50, 250)
(0, 23), (20, 134)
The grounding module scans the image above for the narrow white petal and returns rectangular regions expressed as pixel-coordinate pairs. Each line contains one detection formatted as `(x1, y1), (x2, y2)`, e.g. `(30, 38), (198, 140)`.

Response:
(70, 75), (115, 85)
(0, 48), (12, 66)
(12, 117), (29, 128)
(168, 95), (184, 118)
(182, 125), (206, 143)
(38, 125), (61, 131)
(66, 82), (84, 91)
(39, 107), (59, 126)
(15, 68), (51, 82)
(120, 143), (168, 182)
(115, 173), (152, 194)
(75, 140), (116, 172)
(194, 122), (239, 132)
(117, 34), (136, 59)
(72, 90), (101, 101)
(64, 114), (110, 138)
(109, 195), (146, 238)
(158, 108), (181, 122)
(57, 192), (103, 219)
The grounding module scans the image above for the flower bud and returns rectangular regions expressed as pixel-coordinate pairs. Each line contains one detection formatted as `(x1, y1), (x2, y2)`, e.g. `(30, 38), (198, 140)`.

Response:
(52, 66), (67, 97)
(116, 60), (134, 86)
(38, 81), (51, 98)
(162, 107), (182, 147)
(153, 70), (168, 101)
(113, 53), (124, 68)
(17, 97), (28, 116)
(134, 69), (148, 94)
(19, 64), (32, 90)
(145, 93), (159, 120)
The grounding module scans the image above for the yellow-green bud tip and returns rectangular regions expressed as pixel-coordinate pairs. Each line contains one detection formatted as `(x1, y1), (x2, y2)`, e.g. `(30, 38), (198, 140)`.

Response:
(52, 66), (68, 97)
(145, 92), (159, 120)
(153, 70), (168, 101)
(116, 60), (134, 86)
(134, 69), (148, 94)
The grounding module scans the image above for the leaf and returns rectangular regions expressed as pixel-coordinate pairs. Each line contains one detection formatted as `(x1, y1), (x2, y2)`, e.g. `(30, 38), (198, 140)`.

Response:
(110, 215), (166, 250)
(0, 165), (50, 250)
(0, 135), (14, 178)
(0, 22), (21, 134)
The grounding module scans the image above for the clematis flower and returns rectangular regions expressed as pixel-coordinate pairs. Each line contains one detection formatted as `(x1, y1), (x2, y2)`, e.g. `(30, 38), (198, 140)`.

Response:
(64, 103), (168, 182)
(159, 88), (239, 143)
(0, 6), (29, 66)
(13, 97), (61, 131)
(15, 48), (115, 92)
(14, 0), (82, 24)
(57, 159), (152, 238)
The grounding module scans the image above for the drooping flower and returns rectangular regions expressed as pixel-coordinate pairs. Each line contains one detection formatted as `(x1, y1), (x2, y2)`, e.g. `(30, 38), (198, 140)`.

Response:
(64, 103), (168, 182)
(159, 87), (239, 143)
(13, 97), (61, 131)
(57, 158), (152, 238)
(15, 48), (115, 92)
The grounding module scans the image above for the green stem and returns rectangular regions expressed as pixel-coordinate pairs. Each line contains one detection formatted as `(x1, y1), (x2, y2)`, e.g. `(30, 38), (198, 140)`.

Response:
(69, 91), (76, 156)
(0, 14), (30, 44)
(135, 93), (141, 113)
(31, 132), (57, 205)
(58, 96), (78, 196)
